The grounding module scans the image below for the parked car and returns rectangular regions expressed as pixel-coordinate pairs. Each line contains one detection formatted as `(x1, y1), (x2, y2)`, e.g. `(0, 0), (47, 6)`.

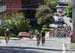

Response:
(18, 32), (32, 38)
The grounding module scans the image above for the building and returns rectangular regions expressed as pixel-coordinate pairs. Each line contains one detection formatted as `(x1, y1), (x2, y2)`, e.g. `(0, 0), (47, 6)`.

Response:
(58, 0), (71, 3)
(57, 0), (71, 11)
(5, 0), (22, 16)
(5, 0), (44, 18)
(21, 0), (44, 19)
(0, 0), (6, 18)
(0, 0), (44, 26)
(0, 0), (6, 26)
(56, 0), (71, 16)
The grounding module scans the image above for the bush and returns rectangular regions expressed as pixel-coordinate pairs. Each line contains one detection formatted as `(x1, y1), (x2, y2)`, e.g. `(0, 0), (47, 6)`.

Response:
(10, 34), (17, 37)
(71, 43), (75, 49)
(0, 27), (6, 36)
(5, 13), (31, 35)
(42, 27), (49, 31)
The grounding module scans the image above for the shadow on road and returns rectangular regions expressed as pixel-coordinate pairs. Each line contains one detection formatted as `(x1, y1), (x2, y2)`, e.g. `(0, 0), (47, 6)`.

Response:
(0, 46), (75, 53)
(0, 46), (64, 51)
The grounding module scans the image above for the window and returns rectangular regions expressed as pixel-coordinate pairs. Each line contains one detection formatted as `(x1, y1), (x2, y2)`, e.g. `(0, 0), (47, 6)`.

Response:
(33, 0), (40, 3)
(33, 0), (41, 5)
(0, 0), (5, 6)
(0, 19), (5, 26)
(22, 0), (42, 8)
(22, 0), (32, 8)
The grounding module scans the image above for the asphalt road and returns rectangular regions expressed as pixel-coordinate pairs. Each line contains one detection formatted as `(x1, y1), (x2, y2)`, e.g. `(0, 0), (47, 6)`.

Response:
(0, 37), (74, 53)
(0, 47), (75, 53)
(0, 47), (62, 53)
(66, 51), (75, 53)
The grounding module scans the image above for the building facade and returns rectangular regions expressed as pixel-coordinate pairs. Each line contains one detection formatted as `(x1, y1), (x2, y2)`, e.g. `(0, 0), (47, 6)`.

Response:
(0, 0), (44, 18)
(0, 0), (6, 26)
(0, 0), (44, 26)
(0, 0), (6, 18)
(58, 0), (71, 3)
(5, 0), (22, 16)
(56, 0), (71, 16)
(21, 0), (44, 19)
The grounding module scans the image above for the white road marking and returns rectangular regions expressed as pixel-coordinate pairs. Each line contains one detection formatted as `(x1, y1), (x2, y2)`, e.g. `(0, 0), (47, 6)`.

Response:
(62, 43), (66, 53)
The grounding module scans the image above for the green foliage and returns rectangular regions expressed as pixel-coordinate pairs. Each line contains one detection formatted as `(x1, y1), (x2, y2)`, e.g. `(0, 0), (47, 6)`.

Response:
(71, 43), (75, 48)
(65, 4), (72, 18)
(5, 13), (30, 34)
(36, 5), (52, 24)
(10, 34), (17, 37)
(36, 5), (52, 18)
(44, 0), (57, 12)
(44, 0), (57, 7)
(35, 5), (54, 30)
(0, 27), (6, 36)
(42, 27), (49, 31)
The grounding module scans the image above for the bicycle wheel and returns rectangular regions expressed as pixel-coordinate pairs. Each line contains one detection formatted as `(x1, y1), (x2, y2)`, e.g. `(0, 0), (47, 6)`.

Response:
(5, 37), (9, 45)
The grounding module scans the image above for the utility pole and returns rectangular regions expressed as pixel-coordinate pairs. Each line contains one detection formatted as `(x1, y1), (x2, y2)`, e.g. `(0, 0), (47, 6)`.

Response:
(72, 0), (75, 42)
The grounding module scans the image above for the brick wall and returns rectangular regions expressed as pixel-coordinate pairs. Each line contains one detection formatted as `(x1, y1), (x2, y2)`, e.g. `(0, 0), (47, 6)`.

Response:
(4, 0), (44, 16)
(5, 0), (22, 16)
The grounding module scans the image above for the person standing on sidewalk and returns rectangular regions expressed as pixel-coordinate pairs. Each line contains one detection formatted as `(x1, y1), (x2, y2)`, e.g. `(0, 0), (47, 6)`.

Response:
(4, 29), (10, 45)
(41, 30), (45, 46)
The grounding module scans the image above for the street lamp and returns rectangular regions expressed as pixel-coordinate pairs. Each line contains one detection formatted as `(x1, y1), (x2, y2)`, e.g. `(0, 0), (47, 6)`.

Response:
(71, 0), (75, 42)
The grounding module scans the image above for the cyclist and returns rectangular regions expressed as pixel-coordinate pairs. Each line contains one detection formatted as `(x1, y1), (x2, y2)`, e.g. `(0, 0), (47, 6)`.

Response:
(41, 30), (45, 46)
(4, 29), (10, 45)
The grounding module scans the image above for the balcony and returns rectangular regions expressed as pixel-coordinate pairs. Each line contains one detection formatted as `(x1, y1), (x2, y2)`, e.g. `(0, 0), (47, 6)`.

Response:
(0, 5), (6, 13)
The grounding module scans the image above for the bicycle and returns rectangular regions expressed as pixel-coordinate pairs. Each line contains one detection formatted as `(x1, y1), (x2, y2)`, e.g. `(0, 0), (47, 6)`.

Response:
(4, 34), (10, 45)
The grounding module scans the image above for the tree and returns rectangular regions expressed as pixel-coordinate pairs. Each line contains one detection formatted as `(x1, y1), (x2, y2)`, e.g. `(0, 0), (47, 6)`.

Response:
(44, 0), (58, 12)
(35, 5), (54, 30)
(5, 13), (30, 34)
(65, 4), (72, 18)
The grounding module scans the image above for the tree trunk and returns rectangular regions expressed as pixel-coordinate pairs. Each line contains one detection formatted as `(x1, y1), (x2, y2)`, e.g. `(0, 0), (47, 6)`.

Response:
(72, 0), (75, 42)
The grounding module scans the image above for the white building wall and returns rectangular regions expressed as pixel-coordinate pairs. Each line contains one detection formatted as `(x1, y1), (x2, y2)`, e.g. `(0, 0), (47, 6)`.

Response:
(58, 0), (71, 3)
